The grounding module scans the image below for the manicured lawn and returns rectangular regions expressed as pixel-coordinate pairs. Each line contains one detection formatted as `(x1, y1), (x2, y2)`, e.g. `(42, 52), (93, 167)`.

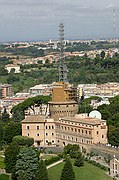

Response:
(48, 161), (112, 180)
(41, 154), (57, 160)
(0, 157), (5, 169)
(0, 174), (9, 180)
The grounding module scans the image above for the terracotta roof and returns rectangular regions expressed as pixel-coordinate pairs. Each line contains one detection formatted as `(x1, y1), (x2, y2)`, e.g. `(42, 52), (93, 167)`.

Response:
(60, 117), (106, 125)
(22, 115), (46, 123)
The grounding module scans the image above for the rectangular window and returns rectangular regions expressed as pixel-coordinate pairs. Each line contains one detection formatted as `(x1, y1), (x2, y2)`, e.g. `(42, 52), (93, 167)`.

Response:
(27, 126), (29, 130)
(37, 126), (39, 130)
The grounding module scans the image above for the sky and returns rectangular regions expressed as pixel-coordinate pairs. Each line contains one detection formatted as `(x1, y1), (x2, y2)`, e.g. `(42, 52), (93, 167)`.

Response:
(0, 0), (119, 42)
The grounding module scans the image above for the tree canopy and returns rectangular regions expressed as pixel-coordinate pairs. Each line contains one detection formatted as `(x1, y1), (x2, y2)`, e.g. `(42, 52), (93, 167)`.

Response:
(11, 95), (51, 121)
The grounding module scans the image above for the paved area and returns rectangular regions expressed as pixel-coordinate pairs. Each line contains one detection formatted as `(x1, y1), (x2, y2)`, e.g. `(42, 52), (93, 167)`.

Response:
(47, 159), (63, 169)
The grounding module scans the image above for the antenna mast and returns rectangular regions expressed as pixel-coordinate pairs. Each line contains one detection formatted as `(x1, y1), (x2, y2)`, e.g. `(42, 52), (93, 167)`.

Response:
(59, 23), (68, 82)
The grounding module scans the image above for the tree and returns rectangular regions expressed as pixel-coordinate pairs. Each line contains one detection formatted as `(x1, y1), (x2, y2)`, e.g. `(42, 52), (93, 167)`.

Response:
(64, 144), (80, 155)
(0, 122), (4, 145)
(74, 151), (84, 167)
(36, 160), (48, 180)
(4, 121), (21, 144)
(1, 108), (10, 122)
(100, 51), (105, 59)
(15, 147), (39, 180)
(108, 127), (119, 146)
(12, 135), (34, 147)
(60, 158), (75, 180)
(4, 141), (20, 173)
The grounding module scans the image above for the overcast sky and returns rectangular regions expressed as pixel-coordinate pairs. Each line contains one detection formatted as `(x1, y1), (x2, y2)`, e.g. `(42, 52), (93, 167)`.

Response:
(0, 0), (119, 42)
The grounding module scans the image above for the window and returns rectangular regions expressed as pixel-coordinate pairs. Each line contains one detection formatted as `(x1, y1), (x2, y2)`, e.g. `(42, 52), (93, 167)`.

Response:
(85, 130), (87, 134)
(65, 127), (67, 130)
(28, 133), (29, 136)
(102, 135), (104, 138)
(78, 129), (80, 133)
(82, 130), (84, 133)
(89, 131), (91, 135)
(52, 140), (54, 143)
(76, 138), (77, 142)
(52, 133), (54, 136)
(46, 126), (47, 129)
(71, 128), (73, 131)
(27, 126), (29, 130)
(75, 128), (77, 132)
(37, 126), (39, 130)
(37, 133), (39, 136)
(97, 131), (99, 135)
(52, 126), (54, 129)
(49, 126), (51, 129)
(46, 140), (48, 143)
(46, 133), (48, 136)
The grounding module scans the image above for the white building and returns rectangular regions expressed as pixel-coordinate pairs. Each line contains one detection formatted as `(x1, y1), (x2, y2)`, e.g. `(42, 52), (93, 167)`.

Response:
(5, 64), (20, 73)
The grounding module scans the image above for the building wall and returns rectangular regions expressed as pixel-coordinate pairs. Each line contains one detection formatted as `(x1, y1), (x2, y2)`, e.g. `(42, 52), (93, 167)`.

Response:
(55, 117), (107, 148)
(49, 102), (78, 120)
(52, 82), (77, 102)
(22, 118), (56, 147)
(110, 157), (119, 178)
(0, 84), (12, 98)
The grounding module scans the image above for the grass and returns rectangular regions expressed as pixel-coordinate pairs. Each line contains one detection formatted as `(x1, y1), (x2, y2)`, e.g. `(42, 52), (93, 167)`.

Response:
(0, 174), (9, 180)
(0, 157), (5, 169)
(41, 154), (57, 160)
(48, 161), (113, 180)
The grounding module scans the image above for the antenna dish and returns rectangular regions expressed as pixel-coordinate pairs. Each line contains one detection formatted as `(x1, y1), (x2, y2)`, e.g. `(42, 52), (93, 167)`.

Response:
(89, 110), (102, 119)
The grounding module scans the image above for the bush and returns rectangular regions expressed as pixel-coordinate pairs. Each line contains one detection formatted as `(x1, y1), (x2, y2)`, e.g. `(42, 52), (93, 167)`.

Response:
(44, 156), (61, 166)
(12, 135), (34, 147)
(84, 157), (108, 171)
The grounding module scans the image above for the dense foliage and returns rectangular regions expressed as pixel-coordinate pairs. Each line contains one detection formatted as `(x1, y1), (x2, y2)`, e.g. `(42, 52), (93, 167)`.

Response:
(15, 147), (39, 180)
(11, 95), (51, 121)
(12, 136), (34, 147)
(36, 160), (48, 180)
(60, 158), (75, 180)
(97, 95), (119, 146)
(4, 121), (21, 144)
(4, 141), (20, 173)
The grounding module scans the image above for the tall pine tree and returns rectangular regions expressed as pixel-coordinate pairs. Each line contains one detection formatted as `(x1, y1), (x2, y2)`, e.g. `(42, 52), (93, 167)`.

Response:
(60, 158), (75, 180)
(36, 160), (48, 180)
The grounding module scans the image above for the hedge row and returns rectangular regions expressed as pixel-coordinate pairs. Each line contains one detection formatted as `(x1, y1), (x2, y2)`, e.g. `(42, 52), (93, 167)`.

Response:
(44, 156), (61, 166)
(85, 157), (108, 171)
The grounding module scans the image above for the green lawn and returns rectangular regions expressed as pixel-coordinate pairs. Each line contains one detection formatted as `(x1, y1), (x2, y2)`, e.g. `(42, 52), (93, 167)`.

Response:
(48, 161), (112, 180)
(0, 157), (5, 169)
(41, 154), (57, 160)
(0, 174), (9, 180)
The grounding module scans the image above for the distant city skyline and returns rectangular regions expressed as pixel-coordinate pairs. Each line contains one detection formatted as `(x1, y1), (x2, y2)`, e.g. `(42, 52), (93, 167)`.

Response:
(0, 0), (119, 42)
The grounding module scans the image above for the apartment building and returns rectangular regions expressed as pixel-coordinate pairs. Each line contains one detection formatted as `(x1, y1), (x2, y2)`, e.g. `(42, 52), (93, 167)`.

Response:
(55, 113), (107, 149)
(22, 115), (56, 147)
(78, 83), (119, 99)
(0, 84), (12, 98)
(29, 84), (52, 96)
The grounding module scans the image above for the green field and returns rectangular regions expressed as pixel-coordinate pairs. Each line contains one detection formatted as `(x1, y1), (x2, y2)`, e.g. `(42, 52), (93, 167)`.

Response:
(0, 174), (9, 180)
(48, 161), (112, 180)
(0, 157), (5, 169)
(41, 154), (57, 160)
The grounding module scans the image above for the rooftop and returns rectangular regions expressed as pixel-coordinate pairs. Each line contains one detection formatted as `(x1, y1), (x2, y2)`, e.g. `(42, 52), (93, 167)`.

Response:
(60, 116), (106, 126)
(22, 115), (54, 123)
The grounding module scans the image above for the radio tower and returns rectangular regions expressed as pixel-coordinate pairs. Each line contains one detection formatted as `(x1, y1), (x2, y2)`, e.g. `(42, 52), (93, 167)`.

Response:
(59, 23), (68, 82)
(113, 9), (116, 49)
